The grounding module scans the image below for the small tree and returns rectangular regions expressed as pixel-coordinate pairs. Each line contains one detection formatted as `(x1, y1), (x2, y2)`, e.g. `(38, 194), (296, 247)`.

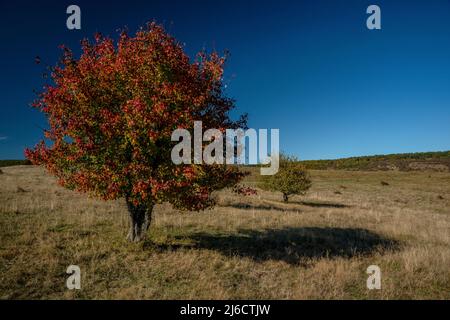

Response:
(26, 22), (247, 242)
(261, 154), (311, 202)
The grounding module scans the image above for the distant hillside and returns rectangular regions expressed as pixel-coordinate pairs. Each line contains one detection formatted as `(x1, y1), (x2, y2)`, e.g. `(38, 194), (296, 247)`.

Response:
(2, 151), (450, 172)
(0, 160), (31, 168)
(301, 151), (450, 172)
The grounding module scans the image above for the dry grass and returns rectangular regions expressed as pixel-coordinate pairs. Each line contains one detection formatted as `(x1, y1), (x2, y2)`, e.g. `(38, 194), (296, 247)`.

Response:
(0, 165), (449, 299)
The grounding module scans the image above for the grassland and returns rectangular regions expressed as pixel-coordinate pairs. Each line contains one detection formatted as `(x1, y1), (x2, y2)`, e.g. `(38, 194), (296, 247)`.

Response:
(0, 165), (449, 299)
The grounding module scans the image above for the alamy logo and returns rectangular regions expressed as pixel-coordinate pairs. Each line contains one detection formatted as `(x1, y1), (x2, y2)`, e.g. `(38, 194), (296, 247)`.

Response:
(66, 265), (81, 290)
(66, 5), (81, 30)
(366, 5), (381, 30)
(171, 121), (280, 175)
(366, 265), (381, 290)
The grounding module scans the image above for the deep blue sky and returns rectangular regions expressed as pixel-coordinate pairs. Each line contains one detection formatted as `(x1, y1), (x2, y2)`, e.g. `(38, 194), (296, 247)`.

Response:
(1, 0), (449, 160)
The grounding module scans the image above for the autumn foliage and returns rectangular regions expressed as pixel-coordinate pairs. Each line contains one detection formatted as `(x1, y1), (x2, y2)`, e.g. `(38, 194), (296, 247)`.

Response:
(26, 22), (247, 241)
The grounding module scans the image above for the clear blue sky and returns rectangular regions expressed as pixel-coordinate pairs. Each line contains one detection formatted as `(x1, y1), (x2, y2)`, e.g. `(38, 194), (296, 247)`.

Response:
(1, 0), (449, 160)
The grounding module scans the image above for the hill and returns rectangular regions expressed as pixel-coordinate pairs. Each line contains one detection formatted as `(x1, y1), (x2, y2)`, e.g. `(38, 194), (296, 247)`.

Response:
(0, 160), (31, 168)
(2, 151), (450, 172)
(301, 151), (450, 172)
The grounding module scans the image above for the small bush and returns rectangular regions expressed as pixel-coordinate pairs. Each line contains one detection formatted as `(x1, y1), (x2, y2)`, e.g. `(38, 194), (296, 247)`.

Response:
(261, 154), (311, 203)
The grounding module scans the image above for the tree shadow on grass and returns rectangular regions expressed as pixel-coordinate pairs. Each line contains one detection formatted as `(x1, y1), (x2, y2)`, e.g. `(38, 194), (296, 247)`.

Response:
(144, 227), (399, 265)
(224, 202), (302, 213)
(294, 200), (351, 208)
(222, 200), (350, 213)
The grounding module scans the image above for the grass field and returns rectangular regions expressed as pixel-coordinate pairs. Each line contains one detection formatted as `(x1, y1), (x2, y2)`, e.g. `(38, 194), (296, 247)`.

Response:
(0, 165), (449, 299)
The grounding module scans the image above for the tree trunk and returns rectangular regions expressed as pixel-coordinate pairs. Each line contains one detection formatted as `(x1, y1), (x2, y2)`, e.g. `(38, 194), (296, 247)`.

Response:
(125, 198), (153, 242)
(283, 193), (289, 203)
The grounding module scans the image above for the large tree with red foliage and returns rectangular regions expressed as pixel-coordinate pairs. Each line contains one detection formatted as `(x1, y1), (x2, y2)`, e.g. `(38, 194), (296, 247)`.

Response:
(26, 22), (247, 241)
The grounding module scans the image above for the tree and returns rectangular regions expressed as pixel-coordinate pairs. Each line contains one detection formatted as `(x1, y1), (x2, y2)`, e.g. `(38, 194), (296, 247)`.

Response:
(26, 22), (247, 242)
(261, 154), (311, 203)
